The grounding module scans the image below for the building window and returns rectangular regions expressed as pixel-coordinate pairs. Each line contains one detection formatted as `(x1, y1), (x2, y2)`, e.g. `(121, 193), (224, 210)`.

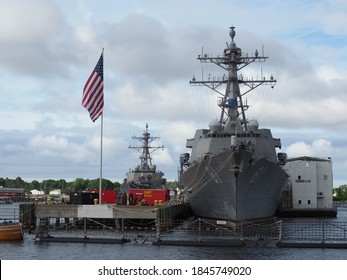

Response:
(308, 200), (311, 204)
(298, 175), (301, 180)
(298, 200), (301, 204)
(323, 175), (328, 180)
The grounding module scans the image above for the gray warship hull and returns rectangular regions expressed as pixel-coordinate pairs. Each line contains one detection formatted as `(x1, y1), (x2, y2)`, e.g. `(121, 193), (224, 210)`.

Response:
(180, 149), (288, 221)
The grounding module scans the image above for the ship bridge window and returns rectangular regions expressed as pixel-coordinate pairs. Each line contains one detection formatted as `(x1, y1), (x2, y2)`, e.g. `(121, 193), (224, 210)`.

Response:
(237, 133), (260, 138)
(207, 133), (232, 138)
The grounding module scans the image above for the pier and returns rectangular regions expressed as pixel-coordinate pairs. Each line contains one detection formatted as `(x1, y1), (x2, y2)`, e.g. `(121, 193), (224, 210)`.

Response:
(20, 201), (193, 243)
(19, 201), (190, 224)
(34, 204), (157, 219)
(15, 203), (347, 248)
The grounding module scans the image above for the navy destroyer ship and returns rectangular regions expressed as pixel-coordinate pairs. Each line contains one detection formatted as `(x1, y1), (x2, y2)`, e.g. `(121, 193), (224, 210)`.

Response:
(179, 27), (288, 222)
(121, 123), (167, 192)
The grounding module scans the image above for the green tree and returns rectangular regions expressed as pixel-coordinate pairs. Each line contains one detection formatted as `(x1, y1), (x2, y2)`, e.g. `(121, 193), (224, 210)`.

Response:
(15, 176), (25, 189)
(23, 181), (31, 194)
(87, 179), (98, 190)
(87, 179), (116, 190)
(166, 181), (179, 190)
(66, 181), (75, 193)
(42, 179), (55, 194)
(0, 177), (6, 187)
(113, 182), (121, 191)
(103, 179), (114, 190)
(57, 179), (67, 193)
(5, 178), (14, 188)
(73, 178), (88, 192)
(334, 184), (347, 201)
(31, 180), (41, 191)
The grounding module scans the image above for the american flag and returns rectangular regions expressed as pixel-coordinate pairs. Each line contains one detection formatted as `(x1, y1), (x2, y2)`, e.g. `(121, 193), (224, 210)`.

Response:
(82, 53), (104, 122)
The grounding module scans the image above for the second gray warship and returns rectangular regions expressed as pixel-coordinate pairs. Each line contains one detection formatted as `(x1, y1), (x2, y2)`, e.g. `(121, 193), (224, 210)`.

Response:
(179, 27), (288, 222)
(121, 123), (166, 193)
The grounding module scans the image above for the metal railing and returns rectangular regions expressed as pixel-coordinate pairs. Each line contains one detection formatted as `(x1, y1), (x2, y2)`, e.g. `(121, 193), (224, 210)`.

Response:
(280, 221), (347, 242)
(31, 215), (347, 245)
(154, 217), (284, 244)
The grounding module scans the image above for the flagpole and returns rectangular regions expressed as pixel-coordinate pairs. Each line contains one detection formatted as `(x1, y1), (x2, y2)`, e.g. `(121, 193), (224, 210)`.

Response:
(99, 48), (104, 205)
(82, 49), (104, 204)
(99, 113), (103, 204)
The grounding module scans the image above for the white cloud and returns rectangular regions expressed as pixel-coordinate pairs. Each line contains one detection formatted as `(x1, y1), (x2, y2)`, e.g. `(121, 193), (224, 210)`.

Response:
(28, 134), (68, 150)
(316, 65), (347, 84)
(0, 0), (64, 43)
(286, 139), (333, 158)
(26, 134), (91, 163)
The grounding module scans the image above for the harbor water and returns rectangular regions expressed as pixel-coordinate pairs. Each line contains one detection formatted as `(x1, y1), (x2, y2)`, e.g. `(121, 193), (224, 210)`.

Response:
(1, 203), (347, 260)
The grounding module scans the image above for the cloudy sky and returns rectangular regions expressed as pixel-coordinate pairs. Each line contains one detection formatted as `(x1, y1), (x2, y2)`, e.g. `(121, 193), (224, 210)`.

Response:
(1, 0), (347, 187)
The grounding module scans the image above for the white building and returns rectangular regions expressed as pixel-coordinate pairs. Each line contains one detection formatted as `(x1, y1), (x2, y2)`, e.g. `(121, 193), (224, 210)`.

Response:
(283, 156), (333, 209)
(30, 189), (44, 196)
(49, 189), (61, 196)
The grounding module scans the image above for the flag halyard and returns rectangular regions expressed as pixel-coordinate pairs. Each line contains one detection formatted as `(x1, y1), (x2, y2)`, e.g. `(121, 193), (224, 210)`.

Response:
(82, 53), (104, 122)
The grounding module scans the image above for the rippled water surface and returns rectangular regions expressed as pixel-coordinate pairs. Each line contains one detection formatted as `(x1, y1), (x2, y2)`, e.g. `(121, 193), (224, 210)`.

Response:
(1, 204), (347, 260)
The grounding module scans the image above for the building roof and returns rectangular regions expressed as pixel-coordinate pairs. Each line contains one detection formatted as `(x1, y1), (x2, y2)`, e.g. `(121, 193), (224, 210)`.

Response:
(286, 156), (331, 163)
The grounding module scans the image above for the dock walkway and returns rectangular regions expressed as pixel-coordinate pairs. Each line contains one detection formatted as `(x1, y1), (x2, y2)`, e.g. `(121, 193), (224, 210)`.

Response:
(34, 204), (158, 219)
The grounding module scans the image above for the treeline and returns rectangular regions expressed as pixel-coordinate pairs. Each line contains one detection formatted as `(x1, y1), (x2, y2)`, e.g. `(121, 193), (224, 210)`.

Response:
(0, 177), (121, 195)
(2, 177), (346, 199)
(334, 184), (347, 201)
(0, 177), (179, 196)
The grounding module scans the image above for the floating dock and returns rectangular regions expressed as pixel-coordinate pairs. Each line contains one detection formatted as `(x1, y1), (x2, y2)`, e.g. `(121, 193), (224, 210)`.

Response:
(276, 208), (337, 218)
(153, 239), (245, 247)
(276, 241), (347, 249)
(38, 236), (130, 244)
(18, 203), (347, 247)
